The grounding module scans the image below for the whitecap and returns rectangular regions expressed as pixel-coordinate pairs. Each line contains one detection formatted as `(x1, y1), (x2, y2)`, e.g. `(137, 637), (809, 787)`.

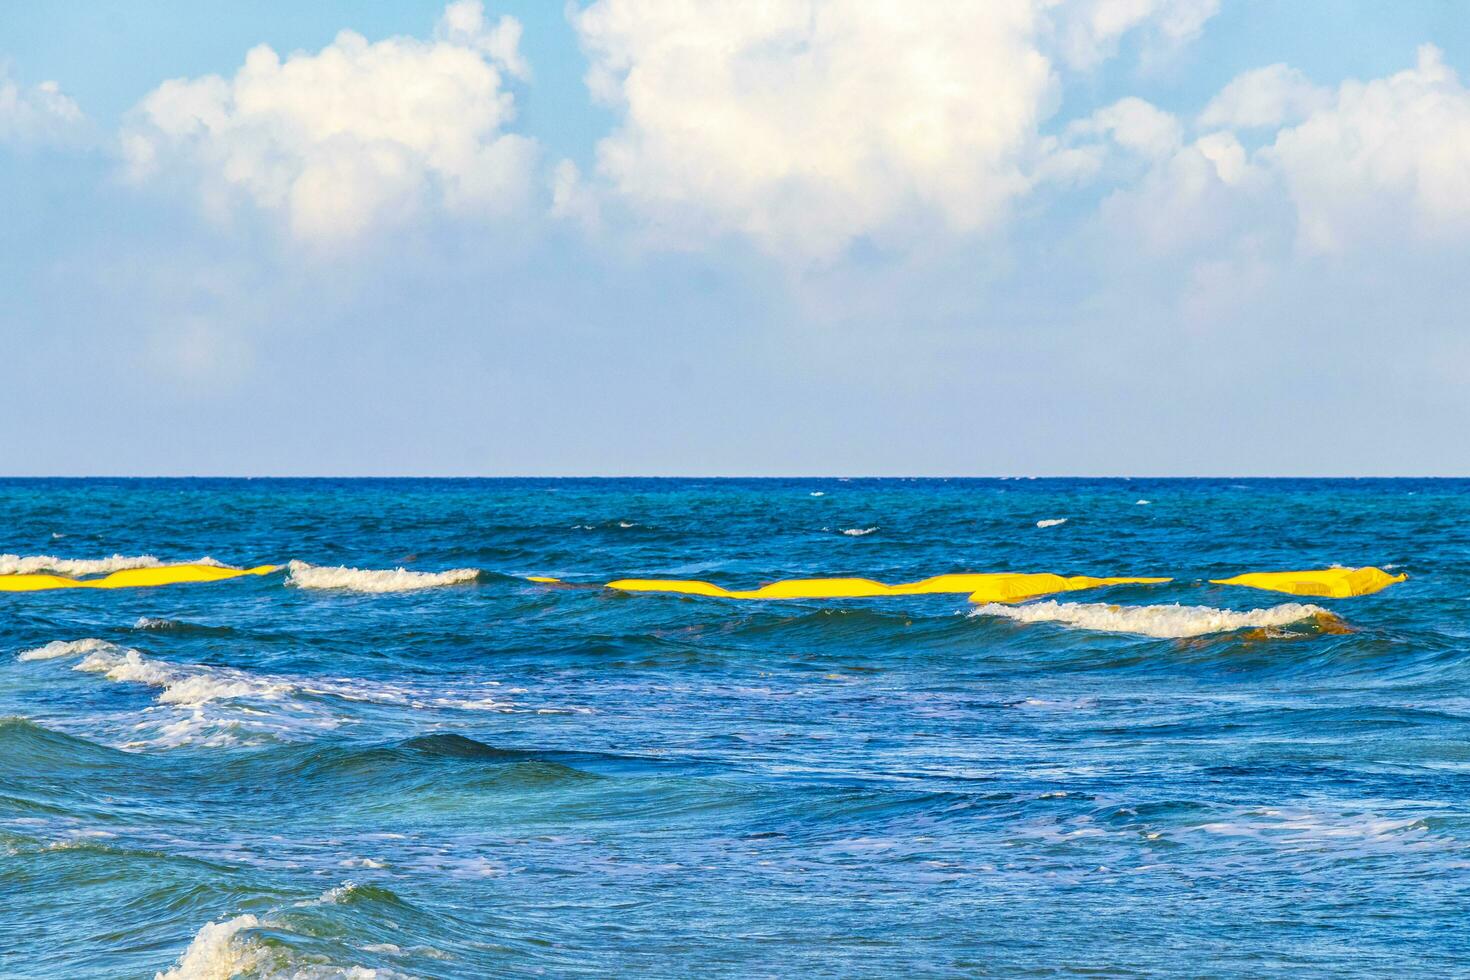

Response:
(0, 553), (162, 576)
(286, 560), (479, 593)
(340, 857), (386, 870)
(841, 527), (878, 536)
(1136, 499), (1151, 505)
(25, 643), (539, 749)
(1035, 518), (1068, 528)
(17, 638), (117, 662)
(0, 553), (223, 577)
(75, 648), (292, 706)
(970, 600), (1334, 638)
(156, 909), (397, 980)
(155, 914), (265, 980)
(810, 491), (825, 497)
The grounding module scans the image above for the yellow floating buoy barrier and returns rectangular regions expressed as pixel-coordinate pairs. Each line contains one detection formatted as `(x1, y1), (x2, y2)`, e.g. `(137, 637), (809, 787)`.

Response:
(1210, 566), (1404, 598)
(598, 572), (1170, 603)
(0, 564), (278, 593)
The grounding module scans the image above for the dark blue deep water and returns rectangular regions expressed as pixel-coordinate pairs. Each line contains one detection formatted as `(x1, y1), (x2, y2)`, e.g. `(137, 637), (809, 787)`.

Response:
(2, 478), (1467, 977)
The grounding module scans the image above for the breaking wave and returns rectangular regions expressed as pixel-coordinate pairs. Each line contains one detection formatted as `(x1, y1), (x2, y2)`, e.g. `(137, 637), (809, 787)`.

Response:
(1035, 518), (1068, 528)
(17, 639), (526, 749)
(155, 914), (265, 980)
(155, 906), (399, 980)
(18, 638), (118, 662)
(970, 600), (1335, 638)
(0, 553), (221, 576)
(285, 560), (480, 593)
(75, 647), (292, 706)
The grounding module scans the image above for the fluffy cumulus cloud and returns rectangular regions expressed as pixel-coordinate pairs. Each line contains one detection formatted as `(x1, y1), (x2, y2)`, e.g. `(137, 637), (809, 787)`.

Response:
(1066, 45), (1470, 257)
(1264, 46), (1470, 250)
(568, 0), (1220, 261)
(0, 68), (85, 147)
(121, 1), (535, 243)
(571, 0), (1057, 261)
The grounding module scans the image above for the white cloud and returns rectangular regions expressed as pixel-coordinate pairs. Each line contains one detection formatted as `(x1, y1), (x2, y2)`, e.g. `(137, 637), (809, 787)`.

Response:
(573, 0), (1057, 260)
(1053, 0), (1219, 70)
(549, 159), (600, 232)
(121, 2), (535, 243)
(1197, 64), (1328, 130)
(0, 69), (85, 147)
(1264, 45), (1470, 251)
(1073, 47), (1470, 257)
(570, 0), (1222, 262)
(1070, 96), (1182, 160)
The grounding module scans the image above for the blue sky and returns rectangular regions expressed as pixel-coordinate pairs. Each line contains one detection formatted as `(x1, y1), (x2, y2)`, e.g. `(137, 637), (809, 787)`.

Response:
(4, 1), (1469, 475)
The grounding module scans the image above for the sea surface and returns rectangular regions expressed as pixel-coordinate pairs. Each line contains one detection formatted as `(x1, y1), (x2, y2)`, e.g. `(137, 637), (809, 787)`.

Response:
(2, 478), (1467, 978)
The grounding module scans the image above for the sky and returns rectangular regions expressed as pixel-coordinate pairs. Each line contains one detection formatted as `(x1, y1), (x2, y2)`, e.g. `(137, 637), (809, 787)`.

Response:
(3, 0), (1469, 476)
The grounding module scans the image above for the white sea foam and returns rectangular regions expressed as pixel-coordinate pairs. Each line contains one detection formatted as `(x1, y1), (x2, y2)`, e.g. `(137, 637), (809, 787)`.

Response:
(810, 491), (825, 497)
(970, 600), (1333, 638)
(1, 553), (162, 576)
(75, 648), (292, 705)
(286, 560), (479, 593)
(841, 527), (878, 536)
(0, 553), (223, 576)
(23, 640), (545, 749)
(155, 914), (265, 980)
(1187, 807), (1443, 857)
(1035, 518), (1068, 528)
(157, 910), (397, 980)
(1136, 499), (1151, 505)
(17, 638), (118, 662)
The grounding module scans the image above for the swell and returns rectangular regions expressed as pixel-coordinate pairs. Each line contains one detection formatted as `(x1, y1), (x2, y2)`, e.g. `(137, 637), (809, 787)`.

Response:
(132, 617), (238, 636)
(225, 732), (698, 792)
(0, 717), (139, 770)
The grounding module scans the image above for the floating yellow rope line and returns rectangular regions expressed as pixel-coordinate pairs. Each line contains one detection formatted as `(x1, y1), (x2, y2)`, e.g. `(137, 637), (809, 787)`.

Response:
(0, 562), (1405, 600)
(1211, 566), (1404, 598)
(0, 564), (278, 593)
(596, 572), (1171, 604)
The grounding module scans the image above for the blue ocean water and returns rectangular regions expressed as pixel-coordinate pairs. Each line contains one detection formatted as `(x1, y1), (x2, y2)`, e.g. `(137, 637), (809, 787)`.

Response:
(1, 478), (1467, 977)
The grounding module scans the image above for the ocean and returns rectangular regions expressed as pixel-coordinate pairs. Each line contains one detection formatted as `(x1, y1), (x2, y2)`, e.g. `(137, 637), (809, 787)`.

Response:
(1, 478), (1466, 977)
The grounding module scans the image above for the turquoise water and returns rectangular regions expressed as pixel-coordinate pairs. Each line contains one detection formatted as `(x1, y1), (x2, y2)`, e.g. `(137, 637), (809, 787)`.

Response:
(2, 478), (1466, 977)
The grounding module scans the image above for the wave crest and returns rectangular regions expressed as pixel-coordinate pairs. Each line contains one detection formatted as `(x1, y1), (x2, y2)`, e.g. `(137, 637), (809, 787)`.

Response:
(18, 638), (118, 661)
(156, 908), (397, 980)
(155, 914), (264, 980)
(0, 553), (222, 577)
(286, 560), (480, 593)
(970, 600), (1336, 638)
(75, 648), (292, 706)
